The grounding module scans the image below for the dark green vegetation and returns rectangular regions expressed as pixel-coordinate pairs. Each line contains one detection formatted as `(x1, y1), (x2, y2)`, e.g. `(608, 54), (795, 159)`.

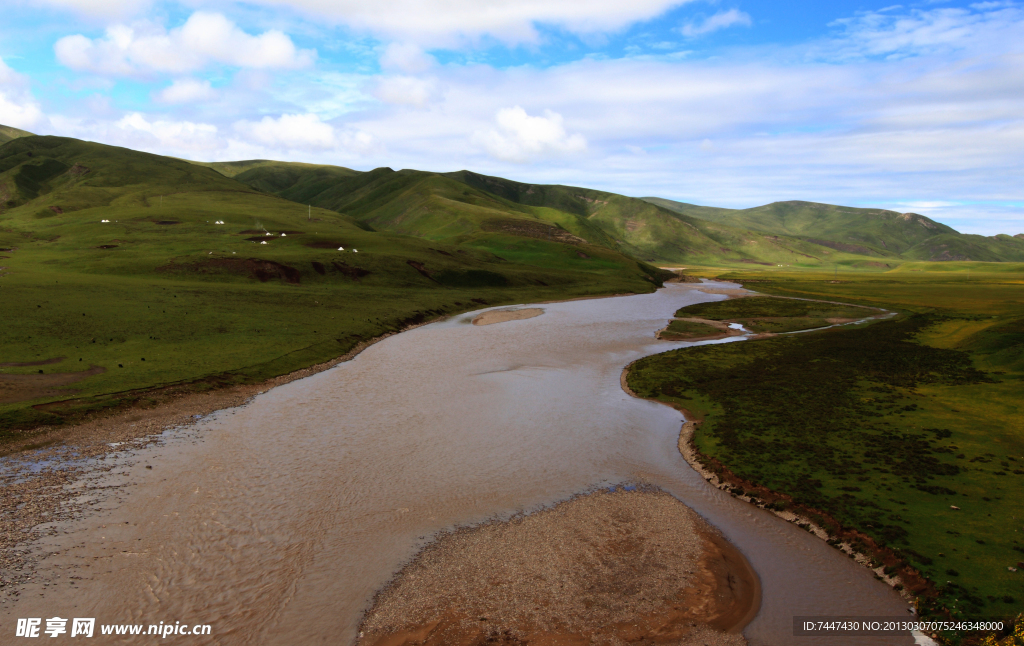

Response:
(629, 267), (1024, 623)
(0, 134), (669, 440)
(675, 295), (874, 333)
(648, 197), (1024, 263)
(660, 319), (723, 340)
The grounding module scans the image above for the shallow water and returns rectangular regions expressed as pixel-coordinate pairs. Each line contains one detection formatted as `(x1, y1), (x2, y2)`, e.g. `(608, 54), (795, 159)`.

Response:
(5, 282), (912, 645)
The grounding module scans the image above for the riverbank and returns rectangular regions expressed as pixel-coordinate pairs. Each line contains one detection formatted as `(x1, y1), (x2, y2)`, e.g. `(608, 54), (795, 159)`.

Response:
(356, 488), (759, 646)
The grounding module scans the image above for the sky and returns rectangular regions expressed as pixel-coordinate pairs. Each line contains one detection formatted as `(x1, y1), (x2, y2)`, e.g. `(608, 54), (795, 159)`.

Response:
(1, 1), (1023, 235)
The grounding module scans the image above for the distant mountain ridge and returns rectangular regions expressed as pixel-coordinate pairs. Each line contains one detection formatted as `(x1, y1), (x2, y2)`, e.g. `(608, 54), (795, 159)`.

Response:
(644, 197), (1024, 263)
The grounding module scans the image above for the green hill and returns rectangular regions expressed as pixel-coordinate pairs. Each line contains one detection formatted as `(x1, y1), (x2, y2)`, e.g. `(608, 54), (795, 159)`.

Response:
(0, 124), (34, 145)
(647, 197), (1024, 263)
(226, 164), (884, 268)
(0, 134), (667, 437)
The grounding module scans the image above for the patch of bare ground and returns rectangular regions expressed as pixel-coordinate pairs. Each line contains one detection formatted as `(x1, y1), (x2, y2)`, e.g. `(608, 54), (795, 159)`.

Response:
(0, 366), (106, 405)
(357, 489), (758, 646)
(472, 308), (544, 326)
(156, 257), (302, 283)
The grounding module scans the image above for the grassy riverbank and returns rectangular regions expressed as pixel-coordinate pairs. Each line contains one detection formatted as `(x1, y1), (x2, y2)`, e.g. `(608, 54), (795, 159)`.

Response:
(629, 265), (1023, 629)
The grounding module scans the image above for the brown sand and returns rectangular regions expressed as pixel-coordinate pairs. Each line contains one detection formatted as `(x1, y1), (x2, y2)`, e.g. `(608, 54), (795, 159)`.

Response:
(357, 489), (759, 646)
(473, 308), (544, 326)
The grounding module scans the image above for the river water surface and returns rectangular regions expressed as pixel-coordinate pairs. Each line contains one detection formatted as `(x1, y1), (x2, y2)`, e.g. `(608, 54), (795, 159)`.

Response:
(6, 282), (913, 645)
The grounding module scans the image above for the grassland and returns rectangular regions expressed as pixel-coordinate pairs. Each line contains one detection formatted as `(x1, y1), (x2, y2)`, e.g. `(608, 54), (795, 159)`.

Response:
(660, 319), (726, 340)
(628, 263), (1024, 631)
(0, 135), (669, 441)
(673, 296), (874, 333)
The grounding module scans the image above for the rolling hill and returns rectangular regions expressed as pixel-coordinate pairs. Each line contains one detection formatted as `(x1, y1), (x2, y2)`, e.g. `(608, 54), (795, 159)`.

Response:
(645, 197), (1024, 262)
(221, 163), (886, 268)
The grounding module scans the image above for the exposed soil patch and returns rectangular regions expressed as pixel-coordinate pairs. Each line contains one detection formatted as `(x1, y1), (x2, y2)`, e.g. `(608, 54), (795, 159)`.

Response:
(482, 218), (587, 246)
(0, 357), (66, 367)
(246, 236), (276, 242)
(0, 365), (106, 405)
(305, 241), (349, 249)
(157, 258), (301, 283)
(357, 489), (757, 646)
(154, 220), (180, 225)
(473, 308), (544, 326)
(311, 261), (326, 275)
(48, 206), (63, 214)
(406, 260), (435, 280)
(332, 261), (371, 280)
(94, 244), (118, 249)
(68, 163), (90, 178)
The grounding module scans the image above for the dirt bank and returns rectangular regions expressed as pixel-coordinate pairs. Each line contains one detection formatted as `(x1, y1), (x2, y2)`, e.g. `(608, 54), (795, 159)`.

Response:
(357, 488), (759, 646)
(473, 308), (544, 326)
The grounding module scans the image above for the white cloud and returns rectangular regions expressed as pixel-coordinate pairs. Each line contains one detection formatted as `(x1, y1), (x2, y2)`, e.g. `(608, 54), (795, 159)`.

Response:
(111, 112), (223, 151)
(681, 9), (752, 37)
(155, 78), (217, 104)
(233, 113), (336, 150)
(54, 11), (316, 76)
(0, 57), (47, 130)
(474, 106), (586, 162)
(380, 43), (435, 74)
(231, 112), (379, 154)
(373, 76), (438, 107)
(237, 0), (695, 44)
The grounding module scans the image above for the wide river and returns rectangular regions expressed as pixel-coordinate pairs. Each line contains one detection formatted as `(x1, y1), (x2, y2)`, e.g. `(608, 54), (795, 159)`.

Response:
(6, 282), (914, 645)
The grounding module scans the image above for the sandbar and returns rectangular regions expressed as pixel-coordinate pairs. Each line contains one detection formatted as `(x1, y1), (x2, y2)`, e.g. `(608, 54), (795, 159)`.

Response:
(473, 308), (544, 326)
(357, 488), (759, 646)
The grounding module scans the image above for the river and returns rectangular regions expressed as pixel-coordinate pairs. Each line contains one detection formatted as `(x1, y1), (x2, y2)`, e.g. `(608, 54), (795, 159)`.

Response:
(4, 281), (913, 644)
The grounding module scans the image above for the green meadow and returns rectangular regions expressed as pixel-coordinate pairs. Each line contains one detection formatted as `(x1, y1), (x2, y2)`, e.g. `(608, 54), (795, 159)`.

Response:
(629, 263), (1024, 627)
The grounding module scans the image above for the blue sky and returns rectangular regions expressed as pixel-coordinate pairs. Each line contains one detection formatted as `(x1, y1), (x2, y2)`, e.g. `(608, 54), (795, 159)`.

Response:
(2, 0), (1023, 235)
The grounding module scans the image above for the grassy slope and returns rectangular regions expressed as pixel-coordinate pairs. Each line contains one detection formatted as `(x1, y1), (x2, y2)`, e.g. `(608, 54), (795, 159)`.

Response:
(0, 137), (666, 437)
(628, 264), (1024, 625)
(0, 124), (35, 145)
(650, 197), (1024, 263)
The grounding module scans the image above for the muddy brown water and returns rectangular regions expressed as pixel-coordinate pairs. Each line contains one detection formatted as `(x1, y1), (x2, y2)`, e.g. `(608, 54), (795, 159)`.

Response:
(3, 282), (913, 645)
